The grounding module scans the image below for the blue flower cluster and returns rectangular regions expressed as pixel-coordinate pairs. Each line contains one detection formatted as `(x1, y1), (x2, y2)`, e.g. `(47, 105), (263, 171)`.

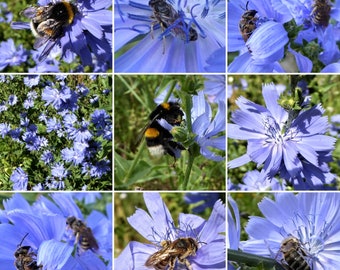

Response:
(1, 0), (112, 72)
(115, 193), (226, 269)
(114, 0), (225, 72)
(229, 193), (340, 270)
(228, 0), (340, 72)
(0, 75), (112, 191)
(0, 193), (112, 269)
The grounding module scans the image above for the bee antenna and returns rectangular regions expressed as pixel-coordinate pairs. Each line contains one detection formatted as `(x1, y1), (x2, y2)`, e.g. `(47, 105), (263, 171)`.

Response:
(18, 233), (29, 247)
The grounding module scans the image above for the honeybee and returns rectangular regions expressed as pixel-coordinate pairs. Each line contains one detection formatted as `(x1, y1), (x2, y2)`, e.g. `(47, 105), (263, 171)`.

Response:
(149, 0), (197, 53)
(14, 233), (42, 270)
(239, 1), (258, 42)
(280, 236), (311, 270)
(66, 216), (99, 252)
(145, 237), (198, 270)
(311, 0), (331, 28)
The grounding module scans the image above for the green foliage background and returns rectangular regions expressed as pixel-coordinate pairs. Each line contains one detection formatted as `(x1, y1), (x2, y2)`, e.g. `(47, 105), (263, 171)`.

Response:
(228, 75), (340, 189)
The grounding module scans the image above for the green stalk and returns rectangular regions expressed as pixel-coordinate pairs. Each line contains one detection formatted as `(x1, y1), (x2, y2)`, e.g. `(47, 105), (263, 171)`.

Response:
(179, 90), (195, 189)
(228, 249), (286, 270)
(181, 153), (195, 190)
(123, 141), (146, 184)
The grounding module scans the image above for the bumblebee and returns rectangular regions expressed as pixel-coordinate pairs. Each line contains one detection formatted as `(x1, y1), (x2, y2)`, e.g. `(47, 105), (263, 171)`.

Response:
(280, 236), (311, 270)
(141, 102), (185, 158)
(311, 0), (331, 28)
(66, 216), (99, 252)
(149, 102), (184, 126)
(239, 1), (258, 42)
(14, 233), (42, 270)
(145, 120), (185, 158)
(145, 237), (198, 270)
(12, 1), (78, 61)
(149, 0), (197, 53)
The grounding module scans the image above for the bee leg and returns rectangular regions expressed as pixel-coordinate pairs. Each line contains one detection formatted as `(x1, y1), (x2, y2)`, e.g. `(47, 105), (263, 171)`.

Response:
(168, 257), (176, 270)
(150, 20), (156, 39)
(179, 258), (193, 270)
(150, 18), (166, 54)
(160, 22), (166, 54)
(74, 232), (81, 254)
(280, 259), (292, 270)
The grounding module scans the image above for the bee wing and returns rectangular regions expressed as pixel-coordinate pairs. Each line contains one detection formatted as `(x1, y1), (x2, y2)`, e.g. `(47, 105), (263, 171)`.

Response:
(134, 110), (163, 148)
(166, 246), (187, 256)
(37, 39), (58, 62)
(34, 36), (51, 49)
(21, 7), (38, 18)
(135, 121), (151, 148)
(145, 248), (170, 266)
(81, 227), (99, 251)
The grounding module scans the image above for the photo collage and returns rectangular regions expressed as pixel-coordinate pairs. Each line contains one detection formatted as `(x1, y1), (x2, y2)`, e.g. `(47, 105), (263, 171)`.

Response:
(0, 0), (339, 269)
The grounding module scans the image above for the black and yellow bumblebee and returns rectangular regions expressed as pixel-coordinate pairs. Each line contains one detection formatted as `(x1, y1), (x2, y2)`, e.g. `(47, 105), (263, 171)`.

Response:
(11, 1), (78, 61)
(142, 102), (186, 158)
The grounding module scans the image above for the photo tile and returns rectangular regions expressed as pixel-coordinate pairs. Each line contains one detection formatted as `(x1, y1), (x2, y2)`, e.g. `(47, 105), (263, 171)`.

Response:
(114, 0), (226, 73)
(227, 74), (339, 191)
(228, 0), (337, 73)
(0, 192), (112, 268)
(228, 192), (339, 270)
(0, 0), (112, 73)
(114, 75), (226, 191)
(115, 192), (226, 269)
(0, 74), (112, 191)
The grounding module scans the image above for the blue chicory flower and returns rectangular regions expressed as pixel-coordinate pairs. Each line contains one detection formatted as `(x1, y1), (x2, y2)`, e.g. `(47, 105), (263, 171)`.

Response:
(228, 0), (290, 72)
(0, 39), (28, 71)
(8, 95), (18, 106)
(192, 91), (226, 161)
(115, 0), (225, 72)
(228, 196), (241, 270)
(242, 193), (340, 270)
(0, 123), (11, 138)
(203, 75), (226, 104)
(41, 150), (54, 164)
(228, 83), (336, 189)
(237, 170), (286, 191)
(11, 0), (112, 71)
(51, 162), (69, 179)
(0, 193), (112, 269)
(10, 167), (29, 190)
(184, 193), (221, 214)
(89, 159), (111, 178)
(0, 2), (12, 23)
